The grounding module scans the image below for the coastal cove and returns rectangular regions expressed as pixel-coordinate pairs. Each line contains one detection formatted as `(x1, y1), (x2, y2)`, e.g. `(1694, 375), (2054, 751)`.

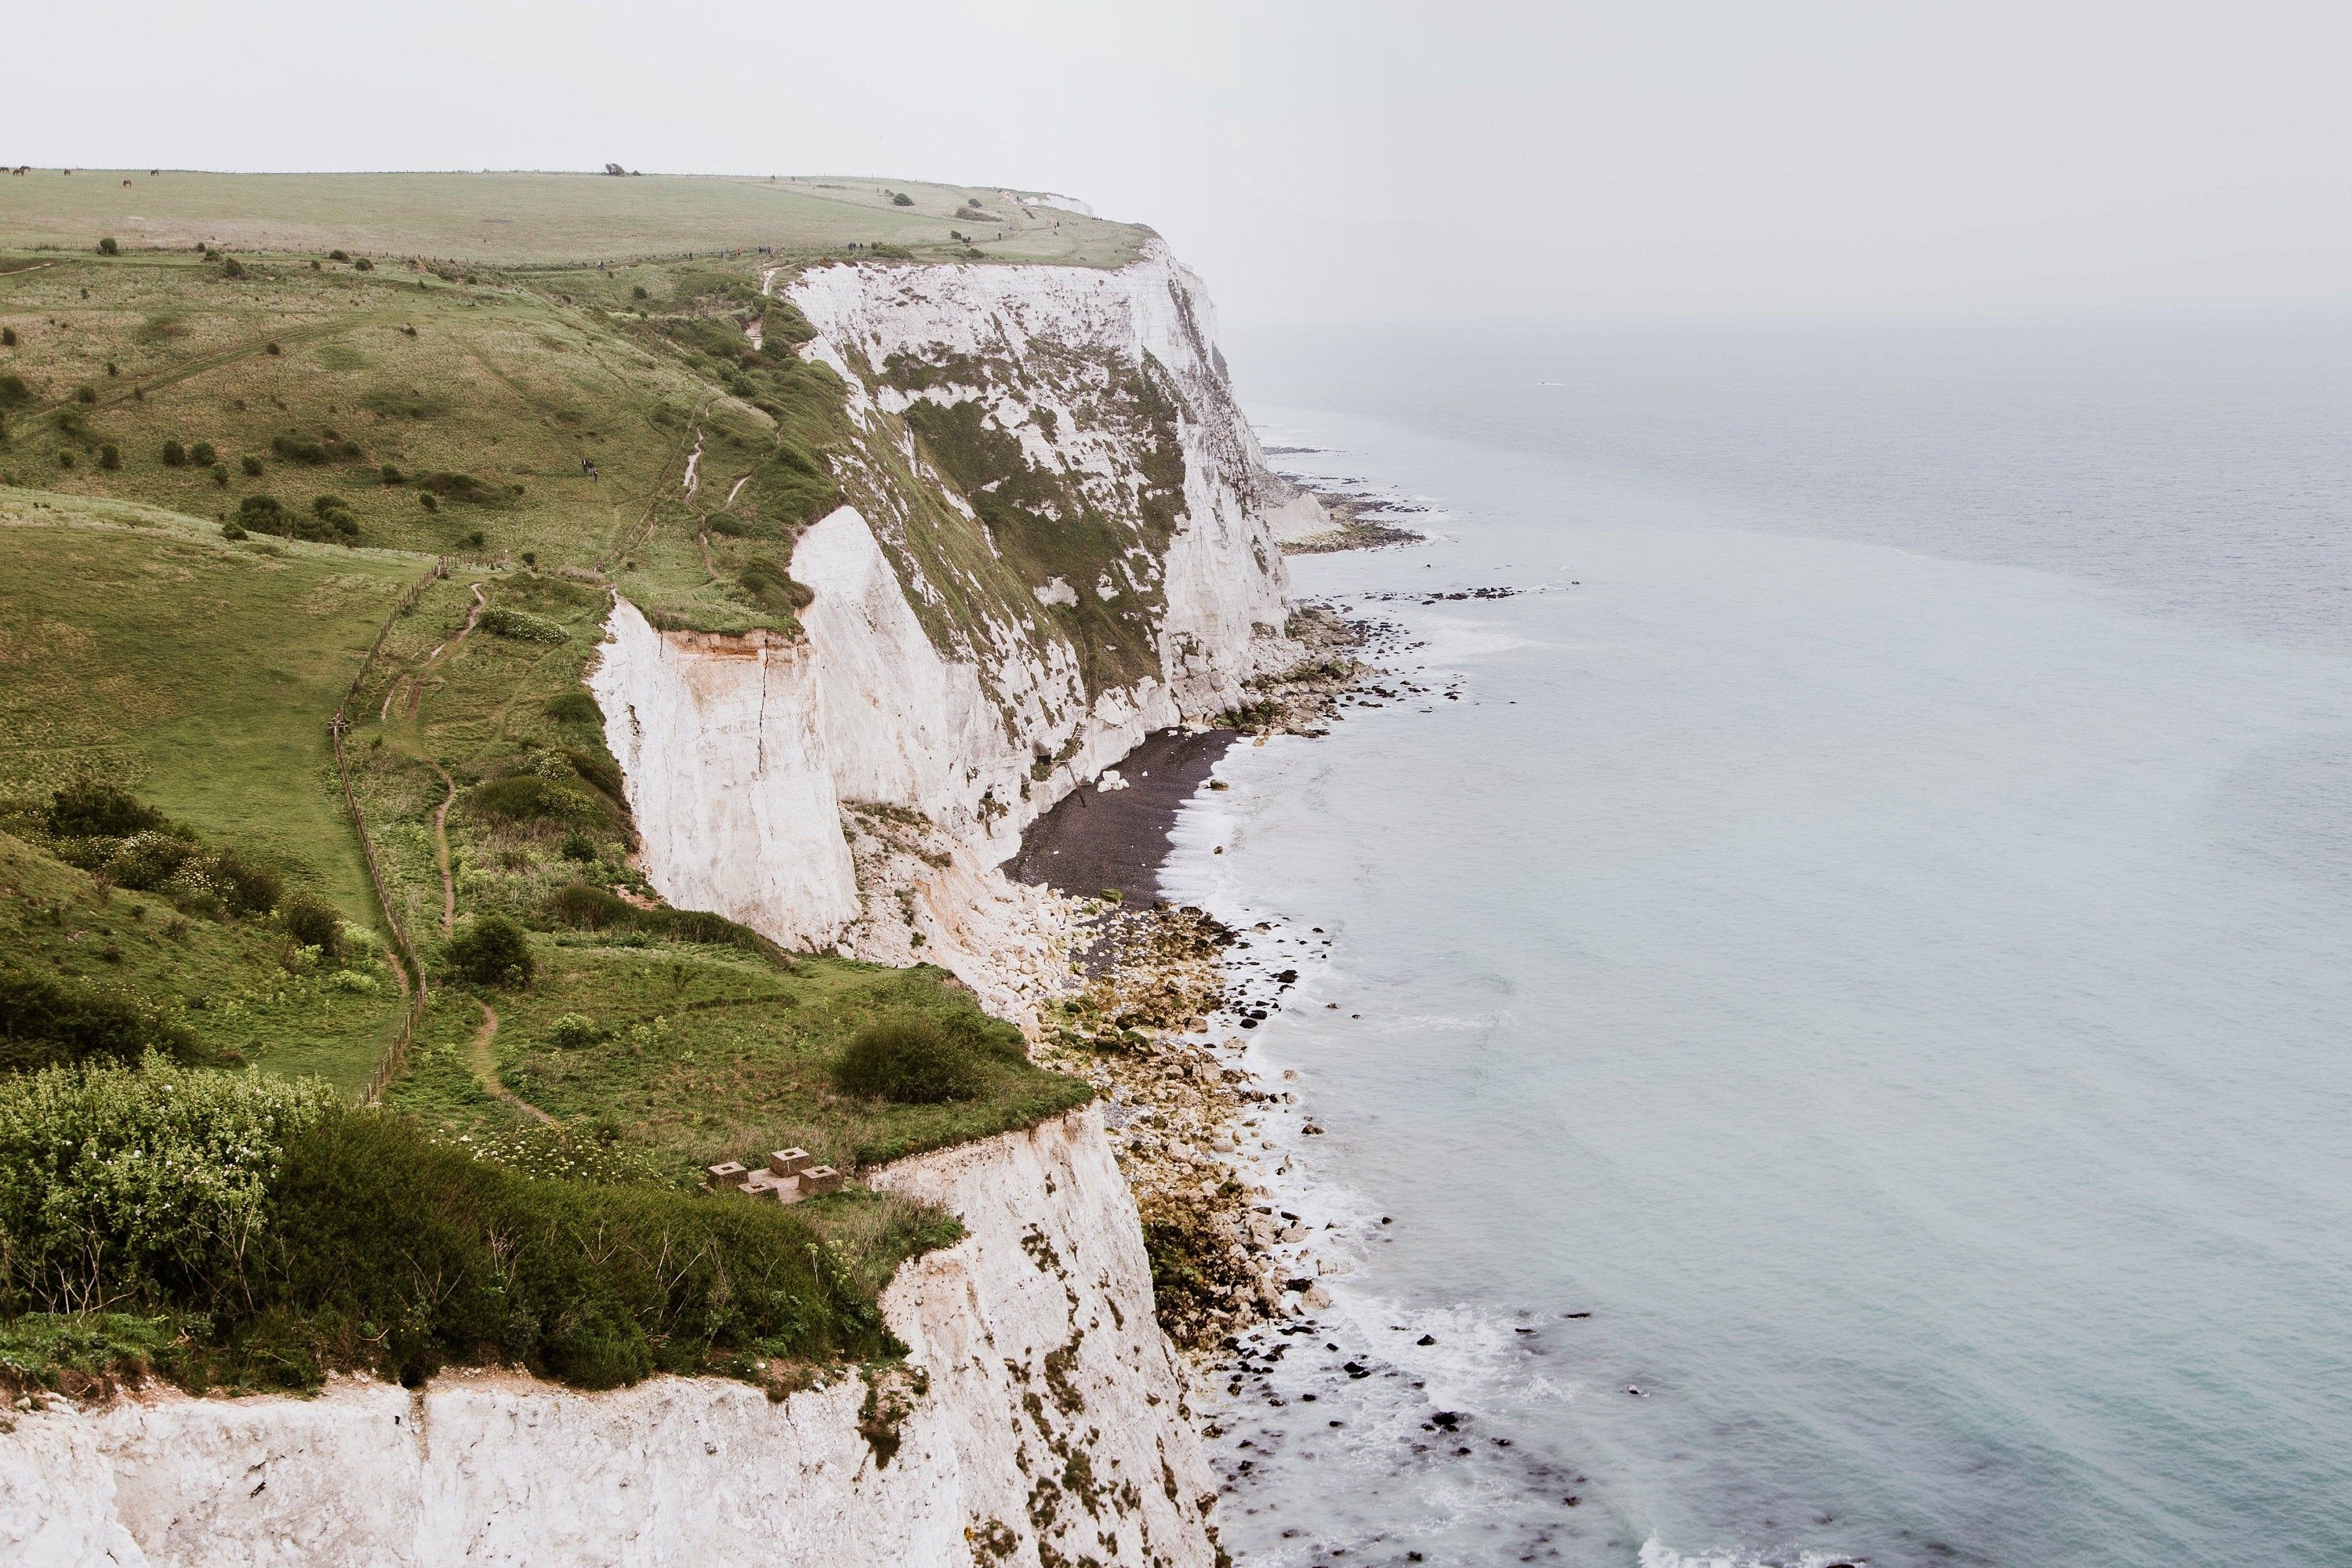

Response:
(1159, 321), (2352, 1568)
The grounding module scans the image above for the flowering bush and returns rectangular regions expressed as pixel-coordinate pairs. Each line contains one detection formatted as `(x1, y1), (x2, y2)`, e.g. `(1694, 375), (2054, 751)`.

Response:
(0, 1057), (335, 1316)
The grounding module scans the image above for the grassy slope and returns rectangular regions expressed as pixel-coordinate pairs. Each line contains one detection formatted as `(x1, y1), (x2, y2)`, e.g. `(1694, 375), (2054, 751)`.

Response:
(0, 491), (421, 916)
(0, 170), (1145, 268)
(0, 829), (403, 1096)
(0, 214), (1095, 1180)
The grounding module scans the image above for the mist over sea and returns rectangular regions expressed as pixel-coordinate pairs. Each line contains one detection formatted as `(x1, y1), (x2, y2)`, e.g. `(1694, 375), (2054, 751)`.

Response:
(1174, 320), (2352, 1568)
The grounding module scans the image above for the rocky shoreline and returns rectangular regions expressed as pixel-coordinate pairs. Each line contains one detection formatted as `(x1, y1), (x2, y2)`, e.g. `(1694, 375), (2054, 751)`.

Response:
(1008, 608), (1388, 1360)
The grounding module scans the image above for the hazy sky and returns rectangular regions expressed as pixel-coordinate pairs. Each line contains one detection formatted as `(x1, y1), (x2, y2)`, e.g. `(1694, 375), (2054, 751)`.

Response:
(16, 1), (2352, 323)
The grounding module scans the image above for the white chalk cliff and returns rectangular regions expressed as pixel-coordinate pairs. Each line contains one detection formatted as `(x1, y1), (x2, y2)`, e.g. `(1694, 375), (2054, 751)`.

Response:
(5, 241), (1308, 1566)
(1, 1108), (1222, 1568)
(594, 241), (1319, 987)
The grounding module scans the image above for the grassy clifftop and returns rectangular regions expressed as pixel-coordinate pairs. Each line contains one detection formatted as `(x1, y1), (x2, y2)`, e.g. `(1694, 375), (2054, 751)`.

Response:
(0, 170), (1146, 268)
(0, 183), (1108, 1398)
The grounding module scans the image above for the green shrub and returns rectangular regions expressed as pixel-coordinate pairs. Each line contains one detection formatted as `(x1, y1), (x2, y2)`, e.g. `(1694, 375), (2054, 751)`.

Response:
(75, 385), (97, 405)
(279, 894), (343, 960)
(737, 560), (813, 615)
(96, 237), (118, 256)
(546, 1014), (601, 1049)
(263, 1108), (886, 1387)
(0, 973), (198, 1073)
(221, 257), (245, 279)
(543, 690), (601, 725)
(238, 493), (289, 528)
(467, 773), (570, 823)
(190, 441), (216, 466)
(540, 884), (781, 962)
(310, 495), (357, 536)
(209, 463), (229, 487)
(354, 257), (373, 271)
(0, 1059), (333, 1313)
(271, 435), (327, 465)
(98, 444), (120, 470)
(328, 249), (348, 263)
(891, 192), (913, 206)
(559, 832), (597, 863)
(220, 520), (247, 540)
(201, 847), (282, 916)
(379, 462), (404, 485)
(630, 285), (648, 300)
(0, 328), (17, 350)
(419, 492), (439, 512)
(102, 829), (201, 890)
(445, 914), (533, 986)
(161, 438), (187, 467)
(417, 470), (512, 508)
(477, 606), (568, 644)
(240, 454), (263, 477)
(47, 782), (162, 837)
(832, 1019), (982, 1104)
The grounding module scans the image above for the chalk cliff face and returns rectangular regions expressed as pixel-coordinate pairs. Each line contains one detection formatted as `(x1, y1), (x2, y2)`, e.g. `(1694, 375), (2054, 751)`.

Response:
(0, 1109), (1220, 1568)
(593, 241), (1316, 975)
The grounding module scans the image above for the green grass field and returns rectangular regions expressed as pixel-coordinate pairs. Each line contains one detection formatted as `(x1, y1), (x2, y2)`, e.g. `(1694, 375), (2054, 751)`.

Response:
(0, 170), (1144, 268)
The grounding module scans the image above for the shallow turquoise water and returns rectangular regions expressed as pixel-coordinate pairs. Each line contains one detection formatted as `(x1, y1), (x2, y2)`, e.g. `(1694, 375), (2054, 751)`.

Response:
(1175, 323), (2352, 1567)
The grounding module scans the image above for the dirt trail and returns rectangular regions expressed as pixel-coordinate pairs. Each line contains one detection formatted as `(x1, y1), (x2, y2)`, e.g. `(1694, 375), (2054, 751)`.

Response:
(724, 474), (750, 506)
(463, 1000), (558, 1126)
(382, 582), (487, 720)
(681, 433), (703, 497)
(429, 762), (459, 932)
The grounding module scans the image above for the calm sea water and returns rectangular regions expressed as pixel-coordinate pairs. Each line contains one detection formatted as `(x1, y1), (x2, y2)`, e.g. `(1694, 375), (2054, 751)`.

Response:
(1169, 321), (2352, 1568)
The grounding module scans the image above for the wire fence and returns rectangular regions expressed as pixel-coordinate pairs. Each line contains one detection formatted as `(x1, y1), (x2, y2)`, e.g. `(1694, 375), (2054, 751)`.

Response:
(332, 557), (447, 1105)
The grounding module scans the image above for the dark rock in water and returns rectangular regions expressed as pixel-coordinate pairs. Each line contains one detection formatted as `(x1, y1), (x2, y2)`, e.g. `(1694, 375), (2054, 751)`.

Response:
(1286, 1278), (1315, 1293)
(1430, 1410), (1464, 1430)
(1416, 1334), (1436, 1345)
(1343, 1361), (1371, 1379)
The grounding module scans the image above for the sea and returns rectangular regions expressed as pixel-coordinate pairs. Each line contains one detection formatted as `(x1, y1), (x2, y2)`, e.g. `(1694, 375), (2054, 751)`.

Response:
(1167, 318), (2352, 1568)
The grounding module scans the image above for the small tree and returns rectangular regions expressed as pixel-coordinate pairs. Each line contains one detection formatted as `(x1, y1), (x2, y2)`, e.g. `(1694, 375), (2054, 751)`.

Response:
(190, 441), (216, 465)
(832, 1019), (982, 1104)
(47, 781), (163, 837)
(279, 894), (344, 960)
(891, 191), (913, 206)
(99, 444), (121, 470)
(221, 256), (246, 278)
(162, 438), (187, 466)
(354, 257), (374, 271)
(96, 237), (118, 256)
(1, 327), (16, 347)
(445, 914), (533, 986)
(240, 454), (263, 477)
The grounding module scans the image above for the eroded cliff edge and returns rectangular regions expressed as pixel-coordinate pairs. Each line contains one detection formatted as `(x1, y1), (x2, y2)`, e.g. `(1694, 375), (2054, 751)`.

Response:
(2, 1107), (1220, 1568)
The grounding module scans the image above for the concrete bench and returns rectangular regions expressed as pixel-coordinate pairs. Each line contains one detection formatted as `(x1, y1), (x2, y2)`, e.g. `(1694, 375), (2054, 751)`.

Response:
(768, 1148), (815, 1177)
